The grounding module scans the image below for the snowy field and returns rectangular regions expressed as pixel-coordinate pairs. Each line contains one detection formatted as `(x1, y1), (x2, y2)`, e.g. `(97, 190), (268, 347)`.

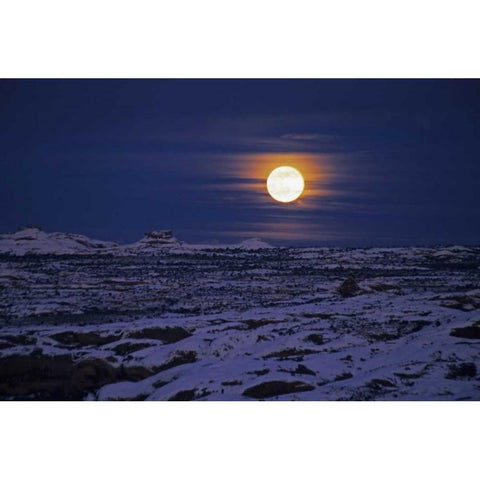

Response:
(1, 228), (479, 400)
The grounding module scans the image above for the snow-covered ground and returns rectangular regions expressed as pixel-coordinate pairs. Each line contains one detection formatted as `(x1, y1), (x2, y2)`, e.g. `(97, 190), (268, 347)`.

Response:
(1, 229), (479, 400)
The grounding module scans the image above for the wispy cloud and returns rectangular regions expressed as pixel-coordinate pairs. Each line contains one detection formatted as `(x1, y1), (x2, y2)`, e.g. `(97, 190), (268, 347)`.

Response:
(280, 133), (323, 141)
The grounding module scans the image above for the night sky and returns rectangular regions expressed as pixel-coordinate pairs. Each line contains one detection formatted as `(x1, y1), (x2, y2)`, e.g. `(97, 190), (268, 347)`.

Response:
(1, 79), (479, 246)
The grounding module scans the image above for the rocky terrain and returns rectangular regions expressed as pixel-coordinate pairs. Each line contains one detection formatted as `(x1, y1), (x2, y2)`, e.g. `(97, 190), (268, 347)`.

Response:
(0, 228), (479, 400)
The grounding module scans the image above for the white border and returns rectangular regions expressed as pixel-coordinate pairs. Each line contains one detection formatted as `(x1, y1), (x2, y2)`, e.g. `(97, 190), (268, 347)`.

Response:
(1, 402), (478, 479)
(1, 1), (479, 478)
(1, 1), (479, 78)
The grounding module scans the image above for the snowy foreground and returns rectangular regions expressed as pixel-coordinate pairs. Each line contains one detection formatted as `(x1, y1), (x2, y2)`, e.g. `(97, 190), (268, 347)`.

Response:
(1, 228), (479, 400)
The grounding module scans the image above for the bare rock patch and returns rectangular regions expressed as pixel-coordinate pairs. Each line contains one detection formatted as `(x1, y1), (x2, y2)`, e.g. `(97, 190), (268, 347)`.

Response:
(243, 380), (315, 399)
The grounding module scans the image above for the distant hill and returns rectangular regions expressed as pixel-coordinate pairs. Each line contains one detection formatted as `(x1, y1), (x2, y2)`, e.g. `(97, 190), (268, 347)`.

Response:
(0, 227), (274, 256)
(0, 227), (117, 255)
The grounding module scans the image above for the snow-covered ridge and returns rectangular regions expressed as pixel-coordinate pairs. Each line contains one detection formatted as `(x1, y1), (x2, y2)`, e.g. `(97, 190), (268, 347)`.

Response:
(0, 227), (118, 256)
(173, 237), (274, 252)
(235, 238), (273, 250)
(122, 230), (180, 253)
(2, 227), (478, 257)
(0, 227), (274, 256)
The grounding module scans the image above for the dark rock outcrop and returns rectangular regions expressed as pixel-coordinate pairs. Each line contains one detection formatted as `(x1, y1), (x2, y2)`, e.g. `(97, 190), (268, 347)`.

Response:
(50, 331), (122, 347)
(128, 326), (192, 344)
(243, 380), (315, 399)
(337, 277), (361, 297)
(445, 362), (477, 379)
(450, 325), (480, 340)
(0, 354), (156, 400)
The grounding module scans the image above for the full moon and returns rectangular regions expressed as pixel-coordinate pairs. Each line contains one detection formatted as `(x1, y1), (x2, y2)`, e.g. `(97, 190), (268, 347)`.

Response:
(266, 166), (305, 203)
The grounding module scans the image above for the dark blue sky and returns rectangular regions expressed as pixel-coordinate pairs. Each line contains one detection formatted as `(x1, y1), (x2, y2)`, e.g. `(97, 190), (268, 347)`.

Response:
(1, 79), (479, 246)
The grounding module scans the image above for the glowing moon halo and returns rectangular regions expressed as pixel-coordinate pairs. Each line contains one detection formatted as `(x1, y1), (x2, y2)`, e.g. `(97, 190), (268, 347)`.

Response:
(266, 166), (305, 203)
